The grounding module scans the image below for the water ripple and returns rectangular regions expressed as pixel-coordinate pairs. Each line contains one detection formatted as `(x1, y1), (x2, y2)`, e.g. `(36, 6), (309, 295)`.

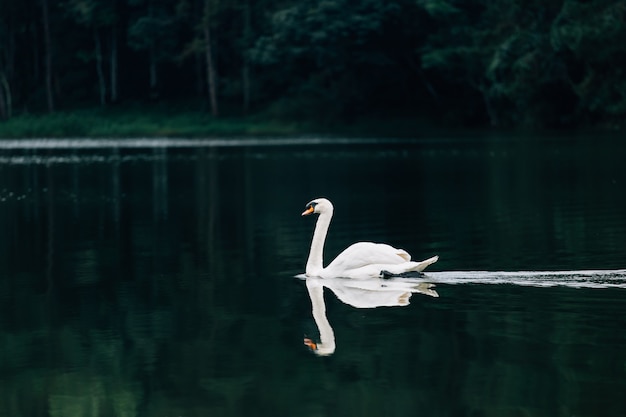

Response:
(426, 269), (626, 288)
(0, 137), (413, 149)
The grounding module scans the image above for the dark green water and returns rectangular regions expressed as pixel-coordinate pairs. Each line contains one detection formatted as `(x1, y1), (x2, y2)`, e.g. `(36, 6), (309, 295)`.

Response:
(1, 136), (625, 417)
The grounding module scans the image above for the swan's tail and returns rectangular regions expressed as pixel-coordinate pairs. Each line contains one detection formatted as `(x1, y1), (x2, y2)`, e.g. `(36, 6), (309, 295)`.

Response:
(412, 255), (439, 272)
(379, 255), (439, 279)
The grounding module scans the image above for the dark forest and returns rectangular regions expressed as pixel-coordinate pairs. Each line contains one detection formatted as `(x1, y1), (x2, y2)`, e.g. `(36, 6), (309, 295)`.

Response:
(0, 0), (625, 130)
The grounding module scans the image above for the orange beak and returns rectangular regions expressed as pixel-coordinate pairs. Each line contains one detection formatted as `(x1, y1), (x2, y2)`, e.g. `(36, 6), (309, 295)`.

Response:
(301, 206), (315, 216)
(303, 338), (317, 350)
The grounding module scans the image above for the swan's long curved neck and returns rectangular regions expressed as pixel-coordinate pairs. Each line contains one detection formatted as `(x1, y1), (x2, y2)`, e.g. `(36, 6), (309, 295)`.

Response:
(306, 209), (333, 276)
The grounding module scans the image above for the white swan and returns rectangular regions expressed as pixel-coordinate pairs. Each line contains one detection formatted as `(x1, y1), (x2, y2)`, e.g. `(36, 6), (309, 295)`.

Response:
(302, 198), (439, 279)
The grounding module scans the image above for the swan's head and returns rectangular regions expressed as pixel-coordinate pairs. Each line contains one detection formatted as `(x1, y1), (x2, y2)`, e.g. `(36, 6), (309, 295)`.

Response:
(302, 198), (334, 216)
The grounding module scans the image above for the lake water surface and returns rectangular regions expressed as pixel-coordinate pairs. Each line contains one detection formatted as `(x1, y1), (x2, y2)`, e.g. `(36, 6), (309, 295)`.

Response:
(1, 135), (625, 417)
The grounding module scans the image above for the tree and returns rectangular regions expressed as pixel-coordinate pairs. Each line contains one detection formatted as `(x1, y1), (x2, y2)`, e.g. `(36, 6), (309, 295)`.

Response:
(41, 0), (55, 112)
(551, 0), (626, 125)
(251, 0), (423, 120)
(127, 0), (179, 98)
(241, 0), (251, 114)
(178, 0), (221, 116)
(202, 0), (219, 116)
(420, 0), (571, 127)
(64, 0), (117, 106)
(0, 1), (17, 119)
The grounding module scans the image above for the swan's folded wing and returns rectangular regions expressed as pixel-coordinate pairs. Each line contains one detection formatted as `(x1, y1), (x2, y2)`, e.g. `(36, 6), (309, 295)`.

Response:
(326, 242), (410, 273)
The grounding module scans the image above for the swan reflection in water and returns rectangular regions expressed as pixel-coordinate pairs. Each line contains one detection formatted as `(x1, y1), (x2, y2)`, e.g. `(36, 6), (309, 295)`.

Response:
(302, 276), (438, 356)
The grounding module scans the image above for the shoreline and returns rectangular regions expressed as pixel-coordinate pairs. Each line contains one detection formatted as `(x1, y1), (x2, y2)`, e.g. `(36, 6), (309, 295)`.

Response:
(0, 106), (621, 140)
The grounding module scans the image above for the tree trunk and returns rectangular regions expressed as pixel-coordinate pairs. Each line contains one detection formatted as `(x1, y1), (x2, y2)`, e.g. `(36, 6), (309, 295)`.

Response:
(110, 24), (118, 103)
(31, 23), (40, 82)
(149, 45), (158, 99)
(204, 0), (218, 117)
(241, 0), (251, 115)
(0, 23), (14, 119)
(195, 51), (204, 97)
(94, 28), (106, 106)
(0, 73), (11, 120)
(480, 85), (498, 127)
(41, 0), (54, 113)
(0, 75), (7, 120)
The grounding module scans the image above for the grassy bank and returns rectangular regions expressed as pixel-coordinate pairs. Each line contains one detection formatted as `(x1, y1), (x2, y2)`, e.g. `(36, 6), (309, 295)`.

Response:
(0, 106), (311, 138)
(0, 105), (441, 139)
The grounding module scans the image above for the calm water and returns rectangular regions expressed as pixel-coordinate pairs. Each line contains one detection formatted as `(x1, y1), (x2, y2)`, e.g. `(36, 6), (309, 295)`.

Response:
(1, 136), (625, 417)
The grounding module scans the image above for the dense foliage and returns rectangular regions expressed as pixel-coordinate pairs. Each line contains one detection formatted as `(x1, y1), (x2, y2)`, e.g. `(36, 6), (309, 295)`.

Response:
(0, 0), (625, 128)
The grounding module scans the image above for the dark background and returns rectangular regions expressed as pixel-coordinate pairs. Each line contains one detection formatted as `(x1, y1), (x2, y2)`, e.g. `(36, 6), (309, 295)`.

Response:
(1, 0), (625, 129)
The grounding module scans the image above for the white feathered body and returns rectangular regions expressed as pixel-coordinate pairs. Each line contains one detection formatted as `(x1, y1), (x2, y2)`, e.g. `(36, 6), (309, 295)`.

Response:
(321, 242), (437, 279)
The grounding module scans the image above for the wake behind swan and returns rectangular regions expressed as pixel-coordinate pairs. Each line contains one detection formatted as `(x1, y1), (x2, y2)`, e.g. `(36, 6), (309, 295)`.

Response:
(424, 269), (626, 289)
